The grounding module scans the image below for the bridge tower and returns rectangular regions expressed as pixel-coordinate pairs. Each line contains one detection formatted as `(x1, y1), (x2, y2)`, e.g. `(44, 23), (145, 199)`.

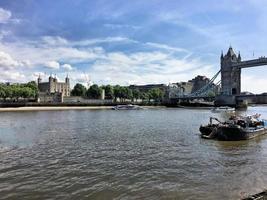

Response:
(220, 47), (242, 96)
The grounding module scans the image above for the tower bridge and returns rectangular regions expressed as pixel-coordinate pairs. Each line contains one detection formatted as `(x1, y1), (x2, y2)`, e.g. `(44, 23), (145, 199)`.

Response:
(220, 47), (267, 96)
(169, 47), (267, 107)
(216, 47), (267, 107)
(232, 57), (267, 68)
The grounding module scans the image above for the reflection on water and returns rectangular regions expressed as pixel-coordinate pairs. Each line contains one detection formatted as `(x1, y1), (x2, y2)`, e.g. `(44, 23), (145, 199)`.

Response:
(1, 106), (267, 199)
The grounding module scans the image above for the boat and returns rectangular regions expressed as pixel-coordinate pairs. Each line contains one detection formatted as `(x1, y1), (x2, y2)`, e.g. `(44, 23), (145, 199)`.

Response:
(112, 104), (143, 110)
(199, 114), (267, 140)
(242, 190), (267, 200)
(211, 106), (235, 113)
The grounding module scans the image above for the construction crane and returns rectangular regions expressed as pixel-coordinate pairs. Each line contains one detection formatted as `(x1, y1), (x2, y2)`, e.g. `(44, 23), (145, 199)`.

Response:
(83, 72), (92, 88)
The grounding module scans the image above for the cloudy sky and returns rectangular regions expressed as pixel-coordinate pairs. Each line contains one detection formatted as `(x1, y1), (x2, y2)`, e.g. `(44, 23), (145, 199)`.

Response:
(0, 0), (267, 93)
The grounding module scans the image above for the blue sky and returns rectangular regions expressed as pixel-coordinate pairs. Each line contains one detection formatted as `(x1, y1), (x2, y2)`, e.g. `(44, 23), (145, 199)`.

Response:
(0, 0), (267, 93)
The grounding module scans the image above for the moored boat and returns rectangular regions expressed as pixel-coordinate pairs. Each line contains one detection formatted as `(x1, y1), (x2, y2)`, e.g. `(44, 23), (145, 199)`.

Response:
(211, 106), (235, 113)
(112, 104), (142, 110)
(242, 190), (267, 200)
(200, 114), (267, 140)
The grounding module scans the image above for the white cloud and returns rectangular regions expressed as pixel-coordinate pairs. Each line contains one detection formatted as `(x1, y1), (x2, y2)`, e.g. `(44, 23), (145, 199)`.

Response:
(71, 73), (91, 87)
(0, 35), (215, 87)
(0, 70), (26, 82)
(36, 36), (136, 48)
(0, 30), (11, 41)
(146, 42), (189, 53)
(72, 37), (136, 46)
(242, 74), (267, 94)
(33, 71), (46, 78)
(0, 36), (136, 67)
(1, 38), (99, 67)
(44, 61), (60, 69)
(104, 23), (140, 30)
(42, 36), (68, 46)
(61, 64), (73, 71)
(0, 8), (11, 23)
(0, 51), (22, 70)
(89, 50), (214, 85)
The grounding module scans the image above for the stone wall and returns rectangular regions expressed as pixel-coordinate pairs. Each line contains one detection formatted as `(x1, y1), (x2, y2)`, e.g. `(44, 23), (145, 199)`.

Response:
(63, 96), (113, 104)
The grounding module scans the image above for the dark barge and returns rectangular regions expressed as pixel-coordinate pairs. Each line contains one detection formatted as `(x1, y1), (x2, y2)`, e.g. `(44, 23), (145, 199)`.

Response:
(200, 114), (267, 141)
(242, 190), (267, 200)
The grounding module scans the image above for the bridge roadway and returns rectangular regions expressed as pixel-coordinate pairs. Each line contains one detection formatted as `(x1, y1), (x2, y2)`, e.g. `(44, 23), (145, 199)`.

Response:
(232, 57), (267, 69)
(170, 94), (267, 106)
(169, 96), (215, 102)
(236, 93), (267, 104)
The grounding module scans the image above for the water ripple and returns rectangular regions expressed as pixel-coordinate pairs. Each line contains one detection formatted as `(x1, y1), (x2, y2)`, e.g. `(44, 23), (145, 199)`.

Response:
(1, 107), (267, 199)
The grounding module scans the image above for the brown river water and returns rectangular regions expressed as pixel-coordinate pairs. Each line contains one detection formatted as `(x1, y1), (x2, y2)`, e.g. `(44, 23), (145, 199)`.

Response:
(1, 106), (267, 199)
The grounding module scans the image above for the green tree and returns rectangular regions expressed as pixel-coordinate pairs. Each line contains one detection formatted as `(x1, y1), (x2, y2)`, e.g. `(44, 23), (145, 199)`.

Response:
(125, 87), (133, 101)
(86, 84), (101, 99)
(21, 87), (33, 99)
(0, 82), (38, 101)
(4, 86), (12, 100)
(25, 81), (38, 98)
(140, 92), (148, 102)
(149, 88), (164, 102)
(113, 85), (122, 102)
(102, 85), (114, 99)
(116, 86), (132, 102)
(10, 85), (21, 100)
(71, 83), (87, 96)
(0, 85), (6, 99)
(132, 89), (141, 102)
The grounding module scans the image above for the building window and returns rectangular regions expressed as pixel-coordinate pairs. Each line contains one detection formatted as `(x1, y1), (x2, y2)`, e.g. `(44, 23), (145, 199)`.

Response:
(232, 88), (237, 95)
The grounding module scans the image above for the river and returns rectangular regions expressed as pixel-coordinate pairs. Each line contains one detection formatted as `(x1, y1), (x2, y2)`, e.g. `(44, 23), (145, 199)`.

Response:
(1, 106), (267, 199)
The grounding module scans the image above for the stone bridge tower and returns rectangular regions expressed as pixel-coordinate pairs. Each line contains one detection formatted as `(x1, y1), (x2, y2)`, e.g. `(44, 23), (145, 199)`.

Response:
(220, 47), (242, 95)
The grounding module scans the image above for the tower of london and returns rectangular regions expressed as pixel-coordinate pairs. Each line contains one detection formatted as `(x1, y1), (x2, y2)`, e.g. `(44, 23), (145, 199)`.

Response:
(37, 75), (70, 97)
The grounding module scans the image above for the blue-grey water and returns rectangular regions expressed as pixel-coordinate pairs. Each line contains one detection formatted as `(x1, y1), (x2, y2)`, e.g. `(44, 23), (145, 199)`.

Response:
(1, 106), (267, 200)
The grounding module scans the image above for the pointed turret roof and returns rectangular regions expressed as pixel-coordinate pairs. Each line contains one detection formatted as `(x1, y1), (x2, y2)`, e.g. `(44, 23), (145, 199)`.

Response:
(226, 46), (236, 57)
(237, 51), (241, 61)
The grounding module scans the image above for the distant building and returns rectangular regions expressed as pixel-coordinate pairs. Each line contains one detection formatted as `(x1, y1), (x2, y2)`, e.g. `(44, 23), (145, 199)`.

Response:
(190, 75), (210, 93)
(168, 82), (193, 98)
(168, 75), (220, 98)
(129, 84), (167, 93)
(37, 75), (70, 97)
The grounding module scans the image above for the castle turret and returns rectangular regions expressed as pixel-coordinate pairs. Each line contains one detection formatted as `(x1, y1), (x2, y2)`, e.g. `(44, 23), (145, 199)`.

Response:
(37, 74), (42, 85)
(220, 51), (224, 63)
(54, 74), (57, 82)
(65, 74), (69, 84)
(238, 52), (241, 62)
(49, 74), (53, 83)
(65, 74), (70, 96)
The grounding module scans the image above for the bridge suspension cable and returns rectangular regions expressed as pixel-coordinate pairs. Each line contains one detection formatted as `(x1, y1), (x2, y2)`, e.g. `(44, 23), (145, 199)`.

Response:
(215, 80), (221, 86)
(187, 70), (221, 97)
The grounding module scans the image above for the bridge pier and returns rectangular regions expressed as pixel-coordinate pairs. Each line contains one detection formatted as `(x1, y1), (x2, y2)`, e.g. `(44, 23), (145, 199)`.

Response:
(214, 95), (236, 107)
(235, 99), (248, 108)
(214, 95), (248, 108)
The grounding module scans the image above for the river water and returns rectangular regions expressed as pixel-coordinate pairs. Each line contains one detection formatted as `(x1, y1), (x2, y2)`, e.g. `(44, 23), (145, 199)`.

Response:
(1, 106), (267, 200)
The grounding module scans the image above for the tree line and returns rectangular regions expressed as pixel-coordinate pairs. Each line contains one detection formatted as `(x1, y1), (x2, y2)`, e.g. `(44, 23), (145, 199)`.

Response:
(0, 82), (38, 101)
(71, 83), (165, 102)
(0, 82), (165, 102)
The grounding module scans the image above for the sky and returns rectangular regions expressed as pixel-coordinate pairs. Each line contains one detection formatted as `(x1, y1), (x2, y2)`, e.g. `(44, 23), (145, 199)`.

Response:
(0, 0), (267, 93)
